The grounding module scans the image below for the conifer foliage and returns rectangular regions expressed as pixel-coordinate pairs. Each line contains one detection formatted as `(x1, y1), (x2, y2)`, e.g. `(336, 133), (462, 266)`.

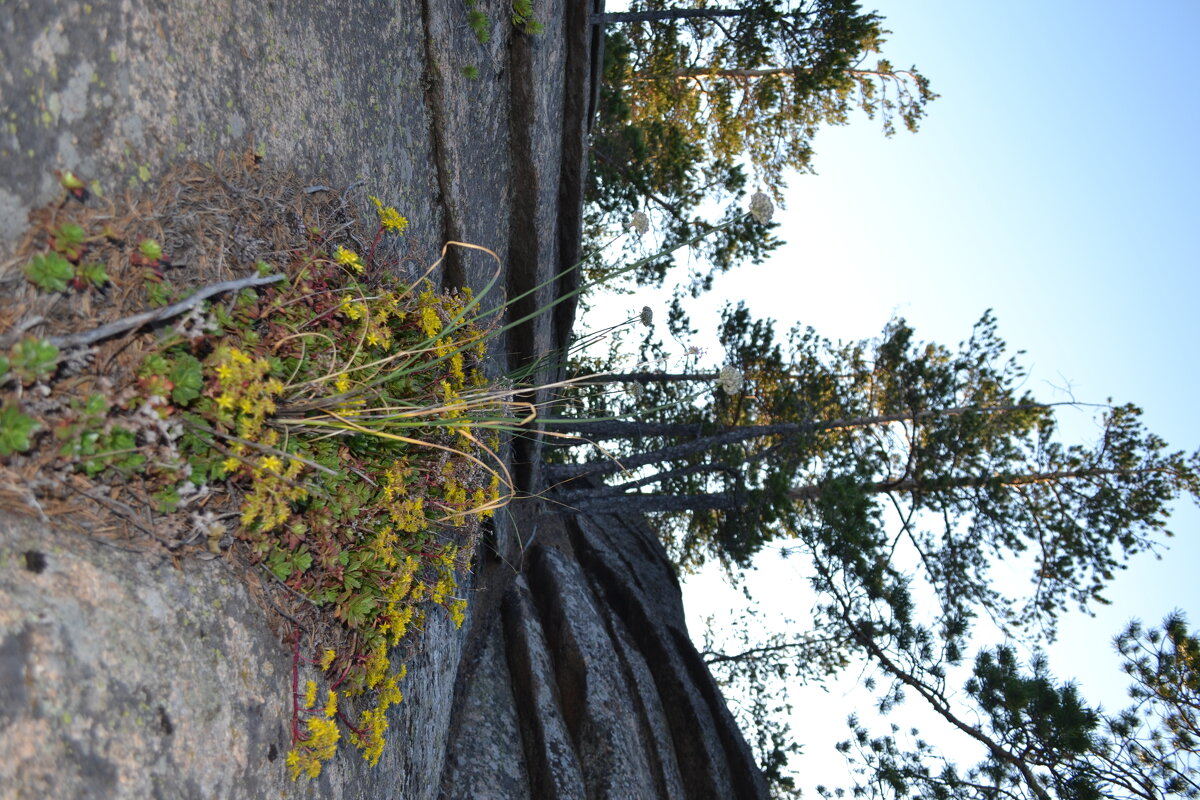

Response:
(588, 0), (935, 289)
(552, 307), (1200, 797)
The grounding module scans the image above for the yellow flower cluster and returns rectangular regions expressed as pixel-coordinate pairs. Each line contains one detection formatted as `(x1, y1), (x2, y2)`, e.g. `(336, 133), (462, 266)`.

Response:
(256, 215), (515, 780)
(207, 346), (307, 530)
(428, 572), (455, 606)
(369, 195), (409, 234)
(448, 597), (467, 629)
(474, 473), (502, 518)
(286, 679), (342, 779)
(239, 454), (306, 531)
(211, 346), (285, 441)
(419, 306), (441, 338)
(379, 556), (417, 646)
(286, 716), (341, 780)
(339, 294), (365, 321)
(348, 650), (406, 767)
(334, 246), (365, 273)
(380, 464), (411, 503)
(336, 289), (394, 353)
(353, 708), (388, 767)
(364, 642), (390, 691)
(443, 477), (468, 507)
(378, 668), (404, 709)
(389, 496), (425, 533)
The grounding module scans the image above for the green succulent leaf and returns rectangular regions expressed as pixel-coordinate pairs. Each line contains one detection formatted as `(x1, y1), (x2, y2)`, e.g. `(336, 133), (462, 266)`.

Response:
(82, 393), (109, 417)
(0, 404), (40, 456)
(25, 251), (76, 292)
(169, 353), (204, 406)
(79, 262), (110, 288)
(9, 338), (60, 385)
(58, 170), (85, 191)
(138, 238), (163, 260)
(58, 223), (86, 243)
(138, 353), (169, 377)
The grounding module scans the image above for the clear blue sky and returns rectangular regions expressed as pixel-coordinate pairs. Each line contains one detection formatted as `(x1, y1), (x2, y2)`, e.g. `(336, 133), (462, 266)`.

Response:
(722, 0), (1200, 661)
(594, 0), (1200, 789)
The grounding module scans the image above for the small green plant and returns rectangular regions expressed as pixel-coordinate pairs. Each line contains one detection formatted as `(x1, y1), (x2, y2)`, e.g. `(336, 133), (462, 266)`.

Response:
(136, 238), (163, 262)
(462, 64), (480, 80)
(24, 210), (111, 292)
(24, 251), (75, 292)
(75, 262), (110, 290)
(464, 0), (541, 43)
(56, 168), (88, 201)
(51, 222), (87, 261)
(0, 404), (39, 456)
(6, 338), (60, 385)
(511, 0), (543, 34)
(465, 0), (490, 44)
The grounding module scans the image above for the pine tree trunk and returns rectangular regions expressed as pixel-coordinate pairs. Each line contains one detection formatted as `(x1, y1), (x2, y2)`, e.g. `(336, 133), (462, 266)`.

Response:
(572, 372), (718, 385)
(544, 404), (1046, 481)
(630, 67), (913, 81)
(562, 490), (739, 515)
(594, 10), (750, 25)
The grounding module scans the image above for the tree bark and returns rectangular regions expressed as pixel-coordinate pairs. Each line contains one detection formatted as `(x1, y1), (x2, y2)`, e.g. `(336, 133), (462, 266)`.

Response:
(562, 490), (739, 515)
(594, 9), (751, 24)
(558, 465), (1152, 516)
(786, 466), (1146, 503)
(630, 66), (917, 81)
(543, 403), (1047, 481)
(571, 371), (719, 385)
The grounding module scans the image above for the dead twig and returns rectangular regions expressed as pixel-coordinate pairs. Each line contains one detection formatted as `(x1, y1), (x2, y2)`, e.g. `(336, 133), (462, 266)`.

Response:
(45, 273), (285, 350)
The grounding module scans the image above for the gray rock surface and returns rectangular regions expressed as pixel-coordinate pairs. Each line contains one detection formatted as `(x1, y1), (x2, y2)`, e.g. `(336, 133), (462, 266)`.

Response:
(0, 0), (770, 797)
(441, 503), (768, 799)
(0, 515), (286, 800)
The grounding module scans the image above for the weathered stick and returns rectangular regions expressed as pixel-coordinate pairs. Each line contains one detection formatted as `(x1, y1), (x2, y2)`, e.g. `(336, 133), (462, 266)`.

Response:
(43, 273), (285, 350)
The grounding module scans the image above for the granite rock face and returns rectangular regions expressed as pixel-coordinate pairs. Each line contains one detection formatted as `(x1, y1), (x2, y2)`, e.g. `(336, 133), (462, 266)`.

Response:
(443, 504), (767, 800)
(0, 0), (769, 797)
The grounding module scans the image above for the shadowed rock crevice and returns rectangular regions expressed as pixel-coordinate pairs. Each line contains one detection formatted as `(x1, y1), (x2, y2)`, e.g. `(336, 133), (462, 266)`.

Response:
(501, 576), (587, 800)
(420, 0), (464, 291)
(528, 544), (663, 798)
(566, 511), (766, 798)
(551, 0), (597, 350)
(603, 603), (689, 800)
(504, 25), (543, 493)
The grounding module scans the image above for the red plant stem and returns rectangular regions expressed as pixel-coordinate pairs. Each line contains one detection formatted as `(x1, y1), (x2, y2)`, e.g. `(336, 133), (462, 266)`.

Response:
(366, 226), (384, 271)
(329, 660), (355, 692)
(337, 709), (368, 738)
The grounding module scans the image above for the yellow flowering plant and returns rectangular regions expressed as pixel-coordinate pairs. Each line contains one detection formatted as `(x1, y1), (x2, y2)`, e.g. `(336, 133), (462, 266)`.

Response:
(174, 201), (521, 778)
(3, 160), (756, 782)
(9, 183), (515, 780)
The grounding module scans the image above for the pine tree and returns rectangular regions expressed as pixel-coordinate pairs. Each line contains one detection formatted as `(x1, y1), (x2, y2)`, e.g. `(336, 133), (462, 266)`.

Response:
(587, 0), (934, 290)
(550, 308), (1200, 796)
